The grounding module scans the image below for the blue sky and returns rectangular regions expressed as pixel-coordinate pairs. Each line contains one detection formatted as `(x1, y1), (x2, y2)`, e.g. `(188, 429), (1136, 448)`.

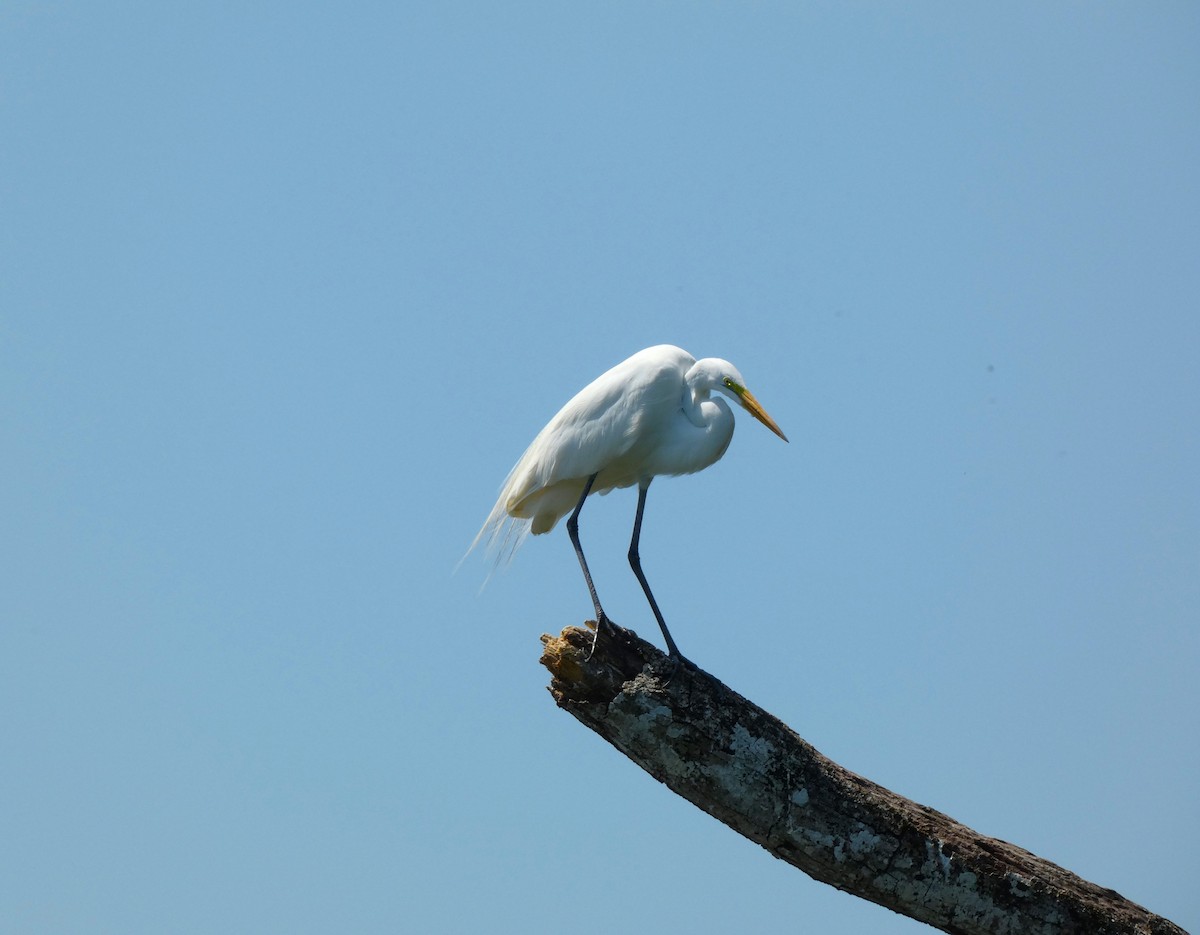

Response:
(2, 3), (1197, 933)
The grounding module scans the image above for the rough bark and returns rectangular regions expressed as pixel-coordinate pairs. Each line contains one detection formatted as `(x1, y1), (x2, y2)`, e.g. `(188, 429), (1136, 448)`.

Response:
(540, 622), (1186, 935)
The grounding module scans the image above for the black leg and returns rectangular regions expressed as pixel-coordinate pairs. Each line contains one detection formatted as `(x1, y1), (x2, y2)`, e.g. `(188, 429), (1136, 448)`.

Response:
(567, 474), (610, 650)
(628, 480), (682, 658)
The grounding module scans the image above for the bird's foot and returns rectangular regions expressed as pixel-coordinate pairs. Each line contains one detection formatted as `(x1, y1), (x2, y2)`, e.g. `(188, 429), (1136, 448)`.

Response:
(653, 649), (689, 683)
(584, 612), (616, 660)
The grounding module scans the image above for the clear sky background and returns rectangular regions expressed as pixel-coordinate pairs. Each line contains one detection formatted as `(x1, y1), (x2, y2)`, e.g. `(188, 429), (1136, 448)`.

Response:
(2, 4), (1197, 934)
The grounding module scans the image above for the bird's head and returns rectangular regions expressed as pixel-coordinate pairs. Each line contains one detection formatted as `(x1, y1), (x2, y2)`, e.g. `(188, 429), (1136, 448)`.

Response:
(699, 359), (789, 442)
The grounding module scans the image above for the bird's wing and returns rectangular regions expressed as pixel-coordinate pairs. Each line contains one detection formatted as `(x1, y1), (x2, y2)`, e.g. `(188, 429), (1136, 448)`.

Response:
(469, 345), (691, 559)
(507, 349), (685, 506)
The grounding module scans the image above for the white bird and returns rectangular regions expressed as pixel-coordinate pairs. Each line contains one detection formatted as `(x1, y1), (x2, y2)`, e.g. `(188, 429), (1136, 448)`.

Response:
(472, 344), (788, 658)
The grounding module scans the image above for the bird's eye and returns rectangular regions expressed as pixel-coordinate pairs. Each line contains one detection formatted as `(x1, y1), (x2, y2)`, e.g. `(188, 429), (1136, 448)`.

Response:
(722, 377), (734, 388)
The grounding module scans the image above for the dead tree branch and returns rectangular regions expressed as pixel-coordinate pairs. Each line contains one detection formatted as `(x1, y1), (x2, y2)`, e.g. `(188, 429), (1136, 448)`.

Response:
(540, 622), (1185, 935)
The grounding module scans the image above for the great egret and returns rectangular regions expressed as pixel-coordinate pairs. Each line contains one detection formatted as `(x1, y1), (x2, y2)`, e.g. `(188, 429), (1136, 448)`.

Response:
(473, 344), (787, 658)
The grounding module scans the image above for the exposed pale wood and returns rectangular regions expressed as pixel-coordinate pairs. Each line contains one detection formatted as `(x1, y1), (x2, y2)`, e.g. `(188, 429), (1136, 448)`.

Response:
(541, 622), (1186, 935)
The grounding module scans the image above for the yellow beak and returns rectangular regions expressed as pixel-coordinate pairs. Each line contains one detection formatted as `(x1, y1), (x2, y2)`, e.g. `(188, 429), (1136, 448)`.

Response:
(738, 388), (789, 442)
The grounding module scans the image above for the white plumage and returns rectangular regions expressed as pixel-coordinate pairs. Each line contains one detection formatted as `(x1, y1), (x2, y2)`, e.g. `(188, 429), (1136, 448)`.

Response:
(472, 344), (787, 657)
